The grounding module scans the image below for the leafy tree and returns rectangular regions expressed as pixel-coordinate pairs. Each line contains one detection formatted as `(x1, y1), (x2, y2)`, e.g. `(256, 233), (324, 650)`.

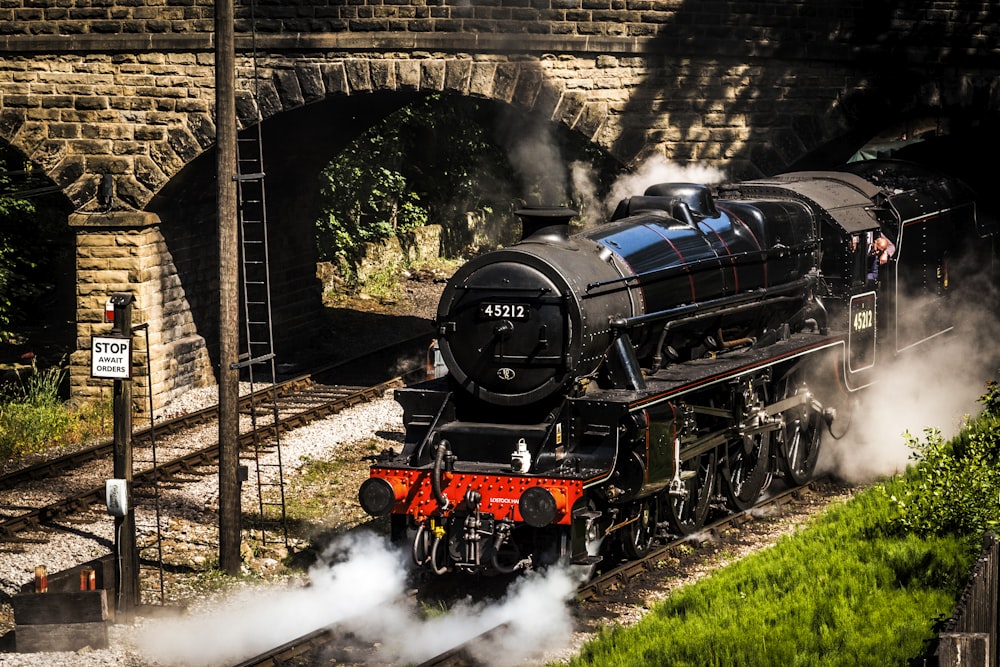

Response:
(0, 146), (73, 348)
(979, 379), (1000, 415)
(315, 93), (620, 273)
(316, 94), (516, 269)
(317, 159), (427, 265)
(0, 188), (36, 338)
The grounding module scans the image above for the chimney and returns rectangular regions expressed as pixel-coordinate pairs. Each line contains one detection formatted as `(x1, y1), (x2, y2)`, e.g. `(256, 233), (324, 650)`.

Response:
(516, 206), (578, 242)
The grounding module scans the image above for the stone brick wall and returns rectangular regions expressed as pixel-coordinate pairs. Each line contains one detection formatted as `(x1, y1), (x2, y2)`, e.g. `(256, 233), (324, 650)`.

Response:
(0, 52), (217, 212)
(1, 2), (996, 213)
(0, 0), (995, 69)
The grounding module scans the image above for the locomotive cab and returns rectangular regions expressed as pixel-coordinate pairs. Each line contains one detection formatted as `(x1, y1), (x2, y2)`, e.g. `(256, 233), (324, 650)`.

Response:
(731, 161), (985, 387)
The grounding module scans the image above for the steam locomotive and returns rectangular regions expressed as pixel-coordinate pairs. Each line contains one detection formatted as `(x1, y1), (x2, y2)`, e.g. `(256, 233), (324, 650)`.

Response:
(358, 159), (994, 577)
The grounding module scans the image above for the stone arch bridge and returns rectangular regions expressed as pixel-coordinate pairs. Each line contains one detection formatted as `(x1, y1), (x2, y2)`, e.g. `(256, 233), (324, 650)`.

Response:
(0, 0), (997, 409)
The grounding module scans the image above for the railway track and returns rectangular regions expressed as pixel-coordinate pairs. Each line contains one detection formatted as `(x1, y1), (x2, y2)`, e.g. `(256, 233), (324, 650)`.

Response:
(229, 478), (834, 667)
(578, 479), (818, 600)
(0, 322), (844, 666)
(0, 333), (433, 544)
(0, 377), (310, 493)
(0, 378), (405, 542)
(230, 626), (335, 667)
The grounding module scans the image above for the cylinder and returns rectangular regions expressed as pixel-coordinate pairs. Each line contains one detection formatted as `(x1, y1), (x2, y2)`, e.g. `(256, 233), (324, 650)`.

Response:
(34, 566), (47, 593)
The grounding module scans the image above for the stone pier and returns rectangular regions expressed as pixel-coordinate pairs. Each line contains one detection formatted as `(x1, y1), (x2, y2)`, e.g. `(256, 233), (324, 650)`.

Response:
(68, 210), (216, 414)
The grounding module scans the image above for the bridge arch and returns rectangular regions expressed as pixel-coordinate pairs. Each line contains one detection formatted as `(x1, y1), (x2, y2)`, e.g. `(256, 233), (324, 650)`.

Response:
(19, 50), (998, 409)
(2, 51), (917, 214)
(63, 70), (632, 410)
(0, 7), (994, 408)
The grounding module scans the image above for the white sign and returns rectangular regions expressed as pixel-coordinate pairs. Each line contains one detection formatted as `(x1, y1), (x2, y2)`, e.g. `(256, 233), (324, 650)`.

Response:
(91, 335), (132, 379)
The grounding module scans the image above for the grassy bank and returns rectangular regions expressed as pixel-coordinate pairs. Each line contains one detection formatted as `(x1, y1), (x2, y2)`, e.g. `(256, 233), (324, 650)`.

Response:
(563, 384), (1000, 667)
(566, 488), (971, 666)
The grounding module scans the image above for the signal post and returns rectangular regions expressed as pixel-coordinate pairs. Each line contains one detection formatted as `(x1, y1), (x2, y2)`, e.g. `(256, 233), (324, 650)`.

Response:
(91, 292), (139, 621)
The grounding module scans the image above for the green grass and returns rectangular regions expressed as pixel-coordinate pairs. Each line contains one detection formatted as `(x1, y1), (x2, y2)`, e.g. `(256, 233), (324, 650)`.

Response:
(562, 384), (1000, 667)
(565, 488), (973, 667)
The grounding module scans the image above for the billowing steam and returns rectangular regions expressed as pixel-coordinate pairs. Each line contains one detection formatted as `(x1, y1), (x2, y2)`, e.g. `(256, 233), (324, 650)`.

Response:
(571, 154), (726, 227)
(507, 122), (569, 207)
(134, 531), (578, 667)
(499, 113), (726, 229)
(332, 559), (579, 666)
(570, 159), (602, 223)
(819, 269), (1000, 483)
(601, 154), (725, 215)
(498, 111), (573, 209)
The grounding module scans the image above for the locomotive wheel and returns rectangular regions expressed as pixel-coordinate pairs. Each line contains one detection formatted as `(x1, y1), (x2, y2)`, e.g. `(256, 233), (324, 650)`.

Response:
(721, 382), (773, 511)
(664, 450), (717, 535)
(778, 376), (822, 486)
(623, 498), (657, 559)
(722, 431), (772, 511)
(722, 432), (772, 511)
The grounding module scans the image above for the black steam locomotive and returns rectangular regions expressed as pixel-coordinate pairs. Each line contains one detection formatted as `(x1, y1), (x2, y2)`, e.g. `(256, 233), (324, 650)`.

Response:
(358, 160), (993, 577)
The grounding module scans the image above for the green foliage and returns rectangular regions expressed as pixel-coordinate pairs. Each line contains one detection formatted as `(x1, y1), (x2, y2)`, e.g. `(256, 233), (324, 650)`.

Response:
(317, 162), (427, 265)
(979, 379), (1000, 416)
(0, 360), (69, 458)
(0, 158), (39, 339)
(315, 93), (621, 271)
(0, 145), (73, 343)
(0, 358), (112, 460)
(883, 383), (1000, 537)
(316, 94), (513, 267)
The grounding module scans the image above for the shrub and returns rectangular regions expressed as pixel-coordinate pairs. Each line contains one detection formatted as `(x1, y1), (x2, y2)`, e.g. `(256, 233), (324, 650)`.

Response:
(0, 361), (68, 458)
(884, 392), (1000, 539)
(0, 359), (111, 460)
(979, 379), (1000, 416)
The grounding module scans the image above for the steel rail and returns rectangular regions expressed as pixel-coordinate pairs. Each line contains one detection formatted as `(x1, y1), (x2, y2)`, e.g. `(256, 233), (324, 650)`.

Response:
(0, 377), (407, 539)
(230, 626), (335, 667)
(0, 330), (433, 491)
(0, 376), (314, 491)
(577, 479), (820, 601)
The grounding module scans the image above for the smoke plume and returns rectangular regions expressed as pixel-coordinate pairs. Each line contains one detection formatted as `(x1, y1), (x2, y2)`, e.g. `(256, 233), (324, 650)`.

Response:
(819, 274), (1000, 483)
(602, 154), (725, 214)
(134, 531), (577, 666)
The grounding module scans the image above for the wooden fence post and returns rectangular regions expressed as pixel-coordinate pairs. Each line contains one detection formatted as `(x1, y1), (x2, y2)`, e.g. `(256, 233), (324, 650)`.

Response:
(937, 633), (989, 667)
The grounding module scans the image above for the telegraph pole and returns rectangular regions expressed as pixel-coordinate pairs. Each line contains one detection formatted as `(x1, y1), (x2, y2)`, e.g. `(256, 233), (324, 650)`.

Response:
(216, 0), (241, 575)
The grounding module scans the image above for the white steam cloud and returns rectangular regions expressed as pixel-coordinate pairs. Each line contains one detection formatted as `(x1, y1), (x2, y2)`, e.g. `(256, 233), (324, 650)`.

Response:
(500, 116), (725, 229)
(571, 154), (727, 228)
(602, 154), (726, 215)
(819, 280), (1000, 483)
(135, 531), (578, 667)
(335, 562), (579, 666)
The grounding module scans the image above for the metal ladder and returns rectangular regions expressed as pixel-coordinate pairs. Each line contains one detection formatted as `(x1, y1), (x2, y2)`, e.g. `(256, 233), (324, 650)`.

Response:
(234, 110), (290, 549)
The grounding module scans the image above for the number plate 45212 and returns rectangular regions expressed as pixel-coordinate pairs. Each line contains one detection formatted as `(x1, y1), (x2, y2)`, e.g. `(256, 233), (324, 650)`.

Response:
(479, 303), (530, 320)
